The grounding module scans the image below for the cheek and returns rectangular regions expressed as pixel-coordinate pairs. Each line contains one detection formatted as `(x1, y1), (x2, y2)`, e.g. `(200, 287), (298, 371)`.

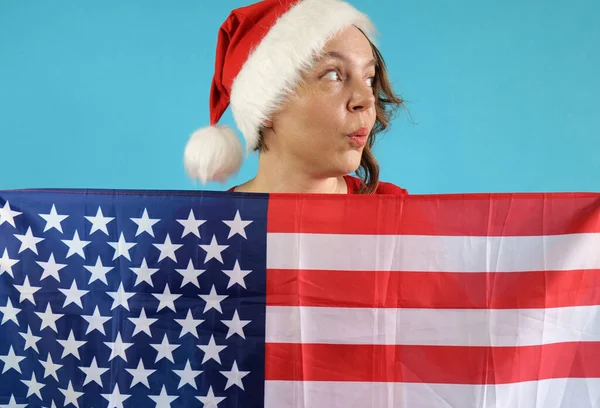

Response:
(296, 91), (346, 134)
(274, 86), (350, 149)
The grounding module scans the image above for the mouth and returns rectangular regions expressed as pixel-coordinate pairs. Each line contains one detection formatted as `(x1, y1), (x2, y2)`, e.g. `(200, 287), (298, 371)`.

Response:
(347, 127), (369, 148)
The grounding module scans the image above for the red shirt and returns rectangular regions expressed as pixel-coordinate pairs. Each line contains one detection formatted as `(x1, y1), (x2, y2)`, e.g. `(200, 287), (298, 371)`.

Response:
(343, 175), (407, 195)
(228, 175), (408, 195)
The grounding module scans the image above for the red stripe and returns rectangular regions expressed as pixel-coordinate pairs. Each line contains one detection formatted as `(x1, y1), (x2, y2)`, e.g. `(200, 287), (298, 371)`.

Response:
(265, 342), (600, 384)
(267, 193), (600, 235)
(267, 268), (600, 309)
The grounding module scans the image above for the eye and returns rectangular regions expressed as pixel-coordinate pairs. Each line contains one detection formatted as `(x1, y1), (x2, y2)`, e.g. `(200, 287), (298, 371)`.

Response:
(323, 70), (341, 81)
(365, 76), (375, 87)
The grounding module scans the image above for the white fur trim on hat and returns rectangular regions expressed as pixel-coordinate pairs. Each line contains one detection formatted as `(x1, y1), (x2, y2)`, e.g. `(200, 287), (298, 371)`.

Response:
(230, 0), (376, 152)
(183, 125), (243, 184)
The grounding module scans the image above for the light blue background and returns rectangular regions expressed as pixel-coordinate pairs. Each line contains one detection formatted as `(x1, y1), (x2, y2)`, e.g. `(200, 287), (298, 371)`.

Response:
(1, 0), (598, 194)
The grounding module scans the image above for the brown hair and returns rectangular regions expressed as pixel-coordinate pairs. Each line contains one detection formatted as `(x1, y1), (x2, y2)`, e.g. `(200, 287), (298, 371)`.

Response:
(355, 39), (408, 193)
(255, 35), (410, 194)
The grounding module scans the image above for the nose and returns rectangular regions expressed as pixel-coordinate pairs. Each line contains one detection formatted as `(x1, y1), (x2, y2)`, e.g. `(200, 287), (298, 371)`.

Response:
(347, 79), (375, 113)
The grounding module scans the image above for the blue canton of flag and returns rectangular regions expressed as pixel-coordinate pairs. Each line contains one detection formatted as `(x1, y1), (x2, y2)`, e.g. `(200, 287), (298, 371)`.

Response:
(0, 189), (268, 408)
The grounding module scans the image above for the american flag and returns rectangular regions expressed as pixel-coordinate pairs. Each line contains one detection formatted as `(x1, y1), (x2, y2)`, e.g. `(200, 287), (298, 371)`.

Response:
(0, 188), (599, 407)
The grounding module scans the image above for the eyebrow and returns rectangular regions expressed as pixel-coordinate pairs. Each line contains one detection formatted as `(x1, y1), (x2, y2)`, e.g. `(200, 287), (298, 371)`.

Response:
(320, 51), (376, 68)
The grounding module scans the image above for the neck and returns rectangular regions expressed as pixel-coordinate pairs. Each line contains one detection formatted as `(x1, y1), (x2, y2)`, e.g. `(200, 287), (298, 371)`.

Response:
(235, 151), (347, 194)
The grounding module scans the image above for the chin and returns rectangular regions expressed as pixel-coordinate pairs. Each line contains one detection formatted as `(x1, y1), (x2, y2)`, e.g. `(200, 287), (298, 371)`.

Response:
(316, 150), (362, 177)
(337, 152), (363, 174)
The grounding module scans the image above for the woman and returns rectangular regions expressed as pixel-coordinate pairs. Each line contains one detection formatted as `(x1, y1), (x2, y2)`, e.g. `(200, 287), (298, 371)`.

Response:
(184, 0), (408, 195)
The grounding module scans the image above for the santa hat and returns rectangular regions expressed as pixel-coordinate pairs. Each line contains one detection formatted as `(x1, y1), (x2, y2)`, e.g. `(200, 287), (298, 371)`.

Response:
(183, 0), (376, 183)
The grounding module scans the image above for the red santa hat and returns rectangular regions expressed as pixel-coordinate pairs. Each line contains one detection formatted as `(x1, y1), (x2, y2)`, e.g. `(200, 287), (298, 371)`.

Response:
(183, 0), (376, 183)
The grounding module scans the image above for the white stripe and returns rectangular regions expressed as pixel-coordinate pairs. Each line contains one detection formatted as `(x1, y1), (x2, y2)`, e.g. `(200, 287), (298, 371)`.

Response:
(265, 378), (600, 408)
(266, 233), (600, 272)
(266, 305), (600, 346)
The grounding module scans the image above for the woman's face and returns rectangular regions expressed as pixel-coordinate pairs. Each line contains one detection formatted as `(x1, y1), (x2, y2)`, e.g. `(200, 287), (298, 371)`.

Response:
(263, 26), (377, 178)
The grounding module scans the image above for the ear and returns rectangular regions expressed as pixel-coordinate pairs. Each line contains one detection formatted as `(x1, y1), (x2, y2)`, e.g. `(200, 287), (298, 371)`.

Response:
(262, 119), (273, 128)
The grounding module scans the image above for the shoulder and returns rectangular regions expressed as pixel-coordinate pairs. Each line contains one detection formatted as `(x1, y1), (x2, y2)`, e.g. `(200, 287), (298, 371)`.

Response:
(344, 175), (408, 195)
(374, 180), (409, 195)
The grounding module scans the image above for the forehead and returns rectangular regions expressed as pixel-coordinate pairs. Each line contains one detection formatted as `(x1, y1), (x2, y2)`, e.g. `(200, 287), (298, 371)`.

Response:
(320, 26), (374, 58)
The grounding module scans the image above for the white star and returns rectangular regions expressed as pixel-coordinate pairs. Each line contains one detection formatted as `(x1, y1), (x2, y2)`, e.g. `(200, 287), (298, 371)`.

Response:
(58, 381), (83, 408)
(131, 208), (160, 237)
(21, 372), (45, 398)
(57, 330), (87, 360)
(222, 260), (252, 289)
(85, 207), (114, 235)
(14, 276), (41, 305)
(14, 227), (44, 255)
(0, 201), (21, 228)
(199, 285), (228, 314)
(80, 357), (109, 387)
(84, 256), (113, 285)
(175, 259), (205, 288)
(175, 309), (204, 339)
(39, 204), (68, 233)
(199, 235), (228, 264)
(34, 303), (63, 333)
(197, 335), (227, 365)
(0, 394), (26, 408)
(129, 258), (159, 287)
(149, 385), (178, 407)
(151, 334), (180, 363)
(0, 346), (25, 374)
(40, 353), (61, 381)
(61, 230), (90, 259)
(173, 360), (202, 390)
(37, 253), (68, 282)
(101, 384), (131, 408)
(82, 306), (110, 335)
(0, 248), (19, 278)
(104, 333), (133, 362)
(0, 298), (20, 326)
(153, 284), (181, 312)
(107, 283), (135, 311)
(222, 210), (253, 239)
(107, 232), (136, 261)
(176, 209), (206, 238)
(59, 280), (88, 309)
(128, 308), (157, 337)
(126, 359), (155, 388)
(153, 234), (182, 262)
(220, 360), (250, 390)
(196, 386), (226, 408)
(221, 309), (251, 339)
(19, 325), (42, 353)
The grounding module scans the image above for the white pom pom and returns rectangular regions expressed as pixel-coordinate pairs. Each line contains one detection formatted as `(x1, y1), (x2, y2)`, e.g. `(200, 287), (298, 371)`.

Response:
(183, 125), (244, 184)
